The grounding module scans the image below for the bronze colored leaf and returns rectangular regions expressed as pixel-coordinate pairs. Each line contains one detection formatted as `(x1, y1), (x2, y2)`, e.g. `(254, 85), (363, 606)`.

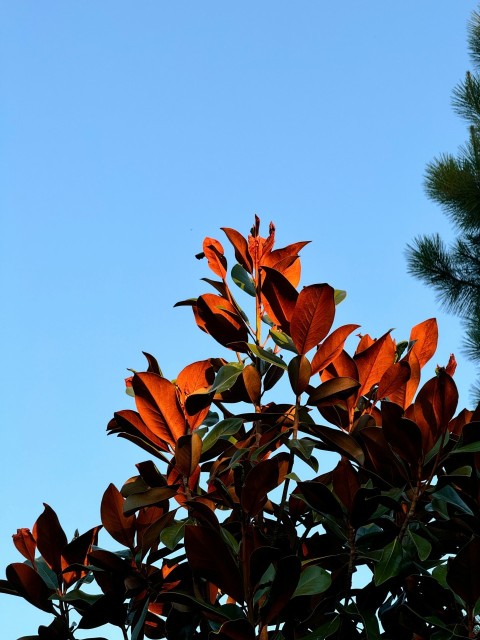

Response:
(6, 562), (55, 613)
(311, 324), (360, 374)
(242, 364), (261, 405)
(33, 504), (67, 575)
(196, 293), (249, 350)
(389, 350), (421, 409)
(321, 349), (359, 382)
(261, 556), (301, 625)
(108, 410), (171, 453)
(313, 426), (365, 465)
(307, 377), (361, 406)
(241, 453), (290, 516)
(176, 359), (216, 428)
(133, 373), (186, 448)
(298, 481), (344, 519)
(175, 433), (202, 478)
(381, 401), (423, 463)
(447, 536), (480, 607)
(203, 237), (227, 279)
(409, 318), (438, 368)
(12, 528), (36, 565)
(184, 524), (244, 602)
(290, 284), (335, 355)
(101, 484), (136, 549)
(260, 266), (298, 333)
(332, 458), (360, 512)
(142, 351), (162, 375)
(413, 370), (458, 451)
(376, 361), (411, 400)
(61, 525), (101, 588)
(288, 354), (312, 395)
(123, 486), (179, 516)
(221, 227), (253, 273)
(354, 331), (395, 397)
(262, 241), (310, 287)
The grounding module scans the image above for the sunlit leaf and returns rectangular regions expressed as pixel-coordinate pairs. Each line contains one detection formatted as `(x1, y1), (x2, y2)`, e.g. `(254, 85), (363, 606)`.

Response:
(311, 324), (360, 374)
(247, 344), (287, 370)
(101, 484), (136, 549)
(288, 354), (312, 395)
(290, 284), (335, 355)
(203, 237), (227, 279)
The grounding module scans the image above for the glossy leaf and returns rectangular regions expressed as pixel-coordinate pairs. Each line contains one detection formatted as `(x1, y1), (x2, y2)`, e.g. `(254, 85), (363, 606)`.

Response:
(241, 453), (290, 516)
(247, 343), (287, 370)
(355, 331), (395, 397)
(231, 264), (256, 296)
(374, 539), (403, 585)
(288, 354), (312, 395)
(293, 565), (331, 597)
(175, 432), (202, 477)
(409, 318), (438, 368)
(311, 324), (360, 374)
(242, 364), (261, 404)
(269, 328), (298, 353)
(202, 418), (244, 452)
(196, 293), (249, 350)
(34, 504), (67, 575)
(203, 237), (227, 279)
(123, 486), (178, 516)
(376, 361), (411, 400)
(307, 377), (361, 406)
(101, 484), (136, 549)
(184, 524), (244, 602)
(290, 284), (335, 355)
(6, 563), (55, 613)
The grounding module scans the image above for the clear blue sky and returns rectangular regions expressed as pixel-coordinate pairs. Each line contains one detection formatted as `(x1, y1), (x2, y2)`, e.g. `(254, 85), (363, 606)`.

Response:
(1, 2), (479, 637)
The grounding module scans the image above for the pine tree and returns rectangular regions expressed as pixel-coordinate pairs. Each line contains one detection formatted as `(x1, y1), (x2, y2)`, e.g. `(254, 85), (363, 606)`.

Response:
(406, 8), (480, 403)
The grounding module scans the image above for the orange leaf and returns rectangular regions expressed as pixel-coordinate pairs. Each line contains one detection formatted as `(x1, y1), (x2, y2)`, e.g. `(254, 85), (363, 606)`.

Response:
(409, 318), (438, 368)
(176, 359), (216, 428)
(321, 349), (358, 382)
(262, 240), (310, 287)
(108, 409), (171, 453)
(311, 324), (360, 374)
(175, 433), (202, 478)
(389, 350), (421, 409)
(133, 373), (186, 448)
(242, 364), (261, 405)
(261, 266), (298, 332)
(290, 284), (335, 355)
(354, 331), (395, 397)
(376, 361), (411, 400)
(248, 218), (275, 269)
(12, 529), (36, 565)
(203, 237), (228, 279)
(196, 293), (249, 350)
(101, 484), (136, 549)
(222, 227), (253, 273)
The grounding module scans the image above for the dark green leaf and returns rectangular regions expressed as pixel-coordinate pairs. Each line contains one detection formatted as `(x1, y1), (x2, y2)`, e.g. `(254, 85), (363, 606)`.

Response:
(210, 363), (244, 394)
(293, 565), (331, 597)
(160, 521), (186, 550)
(374, 539), (403, 585)
(247, 344), (287, 369)
(202, 418), (244, 452)
(407, 530), (432, 561)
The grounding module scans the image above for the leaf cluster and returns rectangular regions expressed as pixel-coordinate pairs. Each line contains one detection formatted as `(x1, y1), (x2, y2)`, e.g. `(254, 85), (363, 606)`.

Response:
(4, 218), (480, 640)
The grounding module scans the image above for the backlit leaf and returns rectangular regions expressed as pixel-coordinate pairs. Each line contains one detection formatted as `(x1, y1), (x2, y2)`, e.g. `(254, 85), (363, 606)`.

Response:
(355, 331), (395, 397)
(6, 563), (55, 613)
(221, 227), (253, 273)
(203, 237), (227, 279)
(12, 529), (36, 565)
(261, 266), (298, 332)
(290, 284), (335, 355)
(409, 318), (438, 368)
(175, 433), (202, 477)
(34, 504), (67, 575)
(311, 324), (360, 374)
(101, 484), (136, 549)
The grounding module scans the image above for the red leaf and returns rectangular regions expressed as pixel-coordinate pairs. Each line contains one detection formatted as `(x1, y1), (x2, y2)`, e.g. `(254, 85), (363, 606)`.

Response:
(221, 227), (253, 273)
(354, 331), (395, 397)
(262, 240), (310, 287)
(332, 458), (360, 512)
(389, 350), (421, 409)
(108, 409), (171, 454)
(203, 237), (228, 279)
(261, 266), (298, 332)
(33, 504), (67, 575)
(240, 453), (290, 516)
(196, 293), (249, 350)
(174, 433), (202, 478)
(413, 370), (459, 451)
(61, 525), (101, 587)
(101, 484), (136, 549)
(12, 528), (36, 565)
(311, 324), (360, 374)
(290, 284), (335, 355)
(133, 373), (187, 448)
(184, 525), (244, 602)
(6, 563), (55, 613)
(409, 318), (438, 368)
(322, 349), (358, 381)
(376, 361), (411, 400)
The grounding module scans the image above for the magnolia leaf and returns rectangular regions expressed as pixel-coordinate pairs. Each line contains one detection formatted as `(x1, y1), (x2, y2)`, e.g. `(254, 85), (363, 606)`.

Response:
(407, 530), (432, 561)
(210, 362), (244, 394)
(293, 565), (331, 597)
(290, 284), (335, 355)
(231, 264), (256, 296)
(374, 539), (403, 585)
(334, 289), (346, 305)
(202, 418), (244, 452)
(160, 521), (186, 550)
(269, 328), (298, 354)
(297, 618), (340, 639)
(247, 344), (287, 370)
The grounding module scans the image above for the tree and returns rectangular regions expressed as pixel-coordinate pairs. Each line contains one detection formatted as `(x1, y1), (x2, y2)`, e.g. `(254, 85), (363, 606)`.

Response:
(406, 7), (480, 403)
(2, 217), (480, 640)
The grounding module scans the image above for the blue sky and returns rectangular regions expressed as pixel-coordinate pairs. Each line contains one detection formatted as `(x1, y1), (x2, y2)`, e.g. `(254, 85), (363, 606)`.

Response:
(1, 2), (479, 637)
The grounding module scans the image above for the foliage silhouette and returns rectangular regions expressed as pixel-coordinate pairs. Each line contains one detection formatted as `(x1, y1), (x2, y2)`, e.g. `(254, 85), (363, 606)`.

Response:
(3, 217), (480, 639)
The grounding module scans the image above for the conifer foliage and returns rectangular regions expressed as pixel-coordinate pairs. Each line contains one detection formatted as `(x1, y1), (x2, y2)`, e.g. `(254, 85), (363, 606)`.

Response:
(406, 7), (480, 402)
(3, 218), (480, 639)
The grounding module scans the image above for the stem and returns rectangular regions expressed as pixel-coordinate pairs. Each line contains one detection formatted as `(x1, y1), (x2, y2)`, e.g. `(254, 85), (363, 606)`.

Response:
(121, 626), (129, 640)
(344, 524), (356, 606)
(398, 462), (423, 542)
